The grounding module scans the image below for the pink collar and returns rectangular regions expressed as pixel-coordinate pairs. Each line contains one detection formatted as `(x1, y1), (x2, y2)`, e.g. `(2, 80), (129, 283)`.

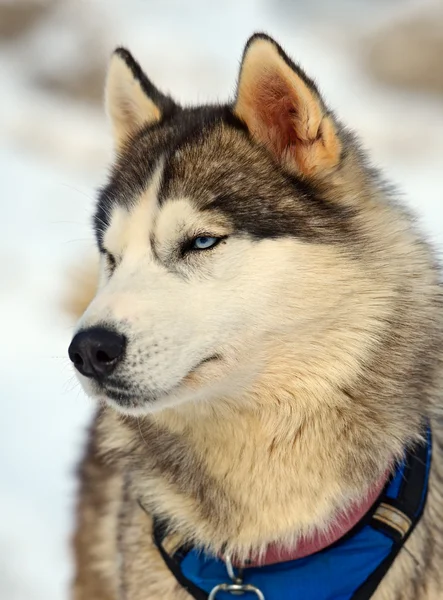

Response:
(241, 474), (388, 568)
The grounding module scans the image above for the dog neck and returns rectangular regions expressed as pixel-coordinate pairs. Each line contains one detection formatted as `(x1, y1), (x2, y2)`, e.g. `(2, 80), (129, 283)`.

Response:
(127, 367), (404, 563)
(242, 471), (388, 566)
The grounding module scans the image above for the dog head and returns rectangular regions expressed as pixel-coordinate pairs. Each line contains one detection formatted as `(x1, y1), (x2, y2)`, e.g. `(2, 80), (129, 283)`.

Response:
(68, 35), (430, 424)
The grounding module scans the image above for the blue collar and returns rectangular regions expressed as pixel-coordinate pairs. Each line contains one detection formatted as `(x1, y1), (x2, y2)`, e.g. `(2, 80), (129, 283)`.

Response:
(151, 427), (432, 600)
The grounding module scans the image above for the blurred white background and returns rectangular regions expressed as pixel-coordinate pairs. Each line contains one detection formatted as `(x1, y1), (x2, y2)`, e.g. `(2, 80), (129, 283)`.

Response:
(0, 0), (442, 598)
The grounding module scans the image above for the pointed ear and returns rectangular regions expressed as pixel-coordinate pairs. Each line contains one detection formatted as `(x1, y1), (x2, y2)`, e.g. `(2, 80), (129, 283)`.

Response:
(234, 34), (342, 178)
(105, 48), (177, 150)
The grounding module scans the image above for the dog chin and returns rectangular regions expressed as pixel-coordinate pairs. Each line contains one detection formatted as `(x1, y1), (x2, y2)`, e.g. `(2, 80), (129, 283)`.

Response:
(78, 377), (188, 416)
(103, 388), (201, 415)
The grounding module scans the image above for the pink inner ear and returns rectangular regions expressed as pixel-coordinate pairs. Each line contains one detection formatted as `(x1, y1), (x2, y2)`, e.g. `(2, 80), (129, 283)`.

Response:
(254, 75), (299, 157)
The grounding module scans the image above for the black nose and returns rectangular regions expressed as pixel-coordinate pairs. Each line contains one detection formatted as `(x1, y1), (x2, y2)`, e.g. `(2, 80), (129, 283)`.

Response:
(68, 327), (126, 379)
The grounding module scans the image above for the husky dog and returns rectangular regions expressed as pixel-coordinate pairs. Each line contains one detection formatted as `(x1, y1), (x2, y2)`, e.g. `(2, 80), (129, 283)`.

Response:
(68, 34), (443, 599)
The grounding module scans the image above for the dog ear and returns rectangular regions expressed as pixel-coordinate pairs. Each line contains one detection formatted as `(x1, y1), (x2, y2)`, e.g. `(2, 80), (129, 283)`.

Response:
(234, 34), (341, 178)
(105, 48), (177, 150)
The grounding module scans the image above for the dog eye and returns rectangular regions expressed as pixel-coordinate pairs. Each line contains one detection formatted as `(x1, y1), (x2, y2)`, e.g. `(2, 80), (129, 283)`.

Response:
(180, 235), (227, 257)
(191, 236), (222, 250)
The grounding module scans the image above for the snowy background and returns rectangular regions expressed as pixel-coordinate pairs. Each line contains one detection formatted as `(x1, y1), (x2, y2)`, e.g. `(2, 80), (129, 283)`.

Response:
(0, 0), (442, 598)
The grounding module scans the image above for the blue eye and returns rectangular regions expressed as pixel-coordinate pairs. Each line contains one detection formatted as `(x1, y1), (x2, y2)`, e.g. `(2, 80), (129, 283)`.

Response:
(192, 236), (220, 250)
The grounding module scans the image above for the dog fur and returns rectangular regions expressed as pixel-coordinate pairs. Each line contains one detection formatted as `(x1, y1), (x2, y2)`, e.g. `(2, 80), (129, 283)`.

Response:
(70, 34), (443, 599)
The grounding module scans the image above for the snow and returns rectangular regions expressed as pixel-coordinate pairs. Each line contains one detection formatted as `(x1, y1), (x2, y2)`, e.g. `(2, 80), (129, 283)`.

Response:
(0, 1), (441, 598)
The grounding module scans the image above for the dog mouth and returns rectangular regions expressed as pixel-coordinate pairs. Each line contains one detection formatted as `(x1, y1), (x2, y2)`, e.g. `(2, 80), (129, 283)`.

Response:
(192, 354), (221, 369)
(93, 354), (222, 407)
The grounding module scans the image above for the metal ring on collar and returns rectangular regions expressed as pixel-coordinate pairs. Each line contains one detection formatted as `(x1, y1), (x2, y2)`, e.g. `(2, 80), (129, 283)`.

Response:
(208, 582), (265, 599)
